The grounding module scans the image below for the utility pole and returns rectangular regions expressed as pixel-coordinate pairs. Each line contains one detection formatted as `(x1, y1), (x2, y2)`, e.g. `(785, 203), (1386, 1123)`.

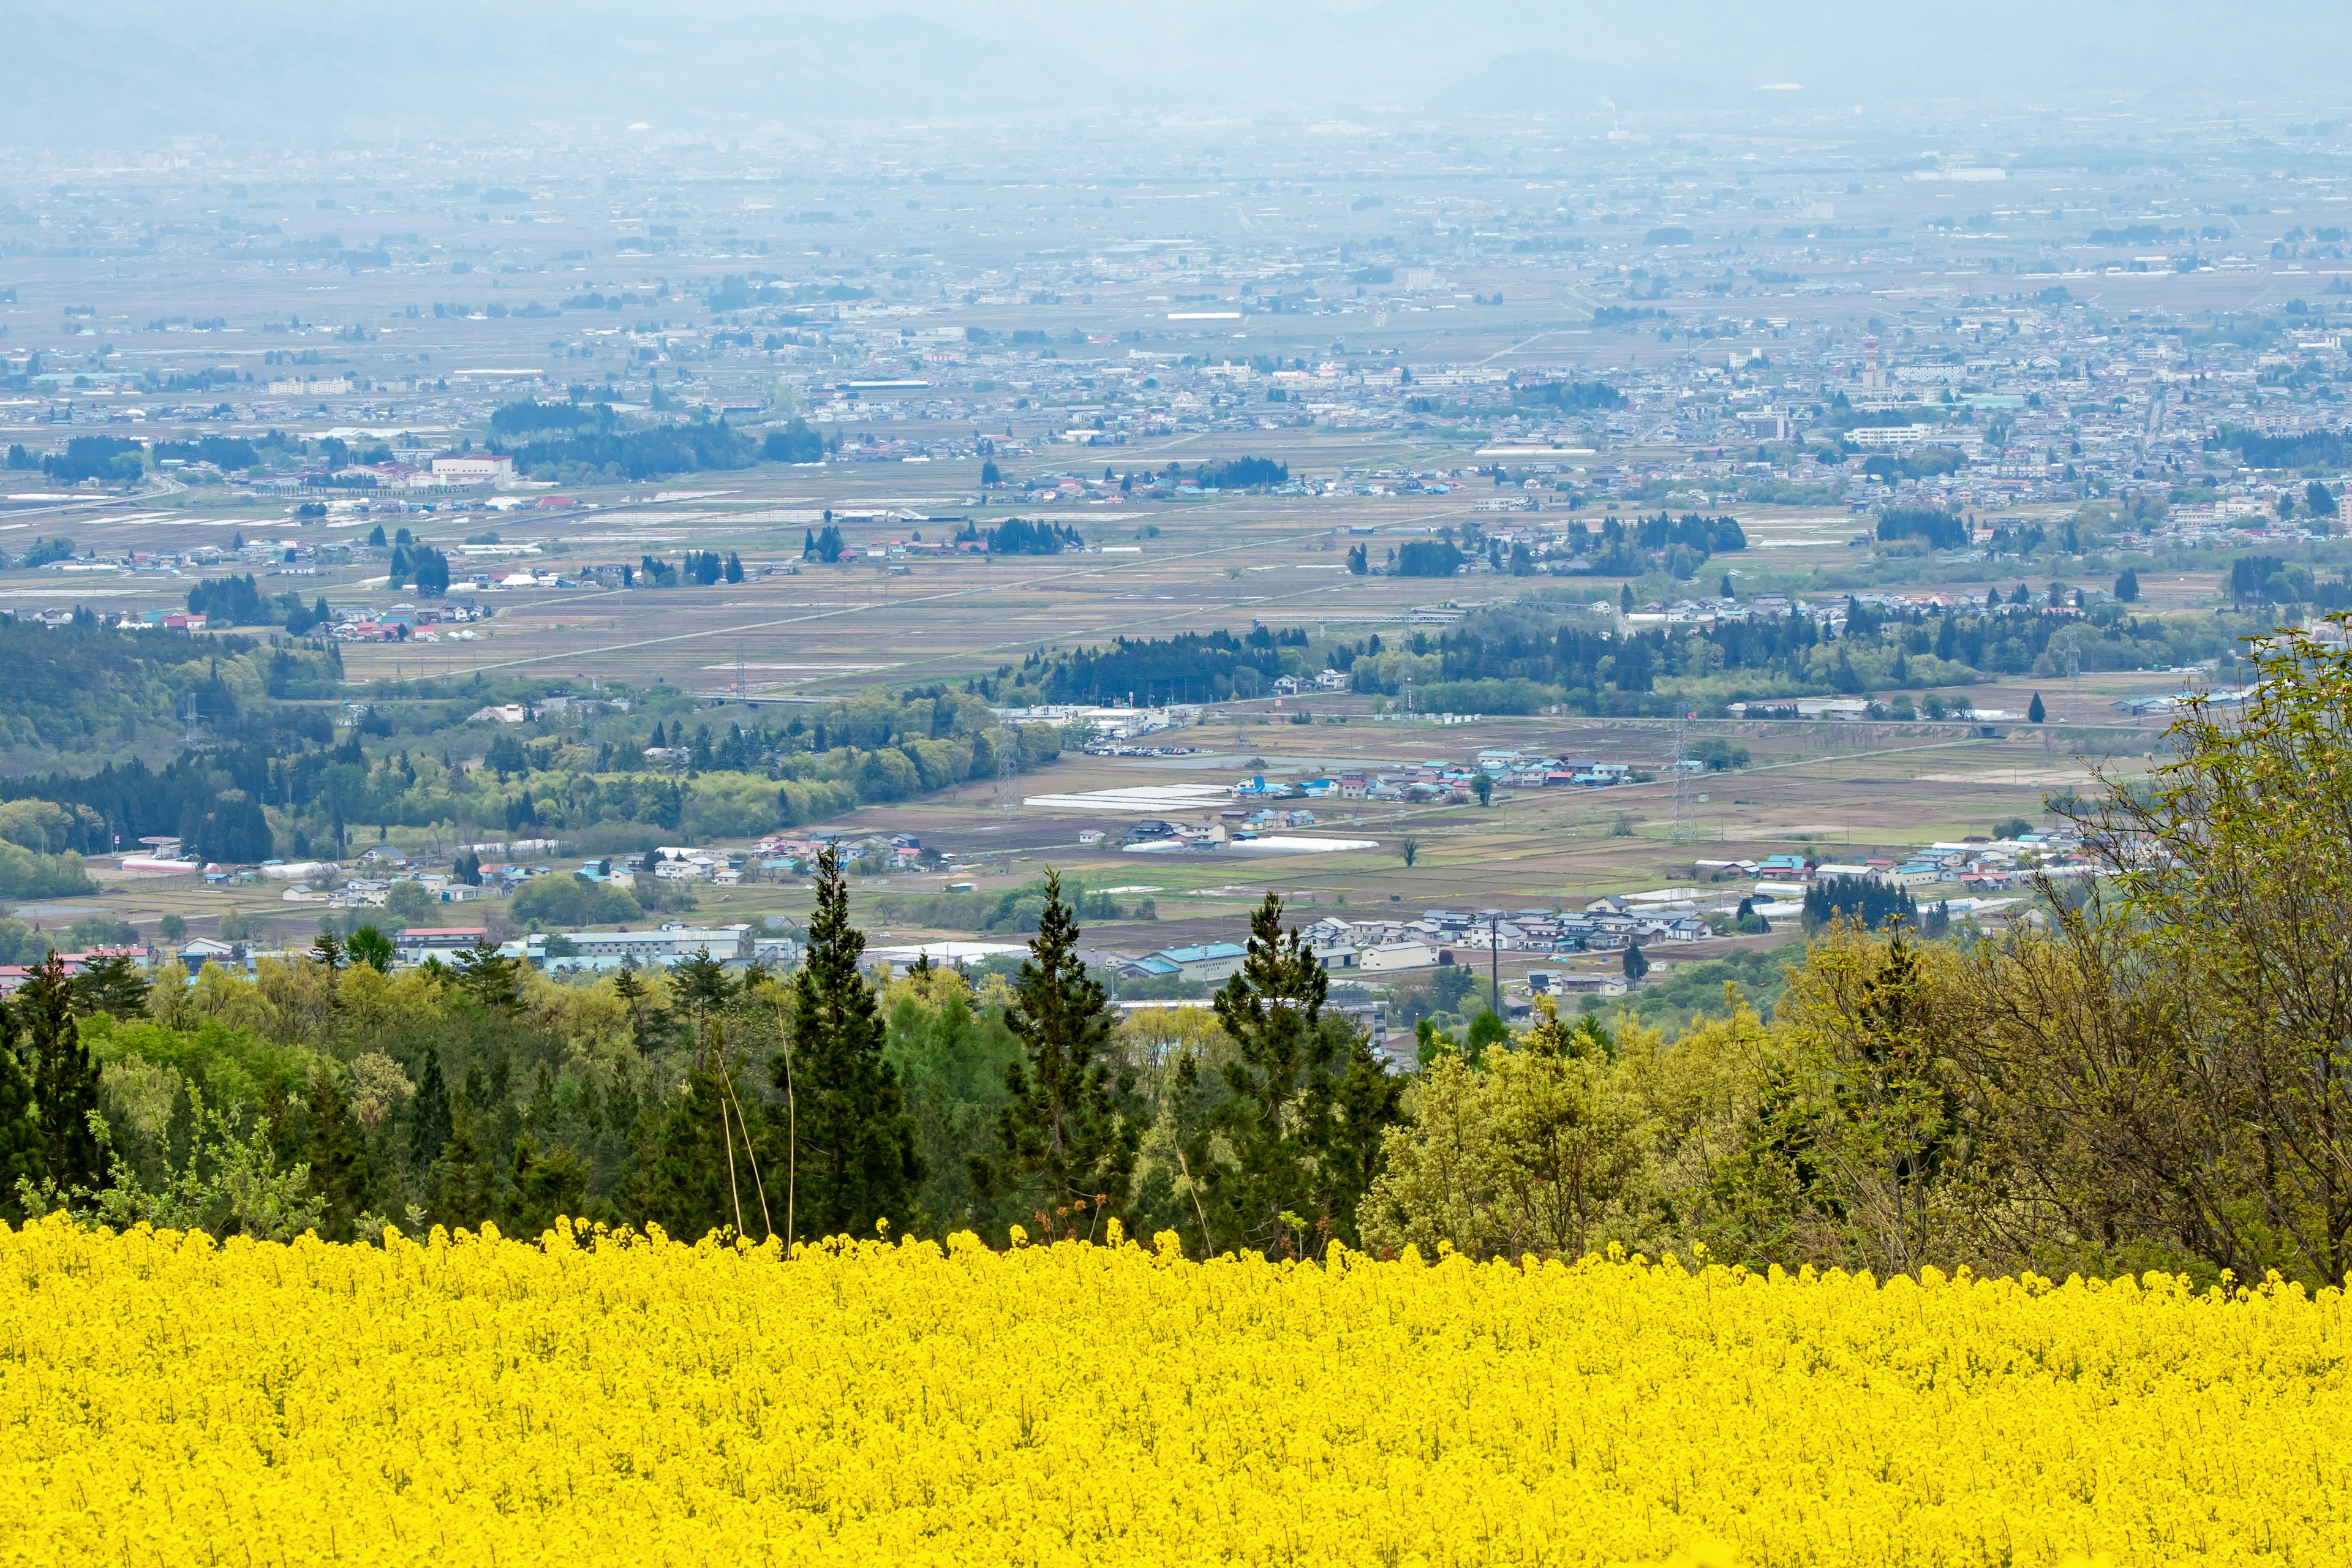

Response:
(1669, 707), (1694, 845)
(1489, 911), (1501, 1019)
(995, 722), (1021, 825)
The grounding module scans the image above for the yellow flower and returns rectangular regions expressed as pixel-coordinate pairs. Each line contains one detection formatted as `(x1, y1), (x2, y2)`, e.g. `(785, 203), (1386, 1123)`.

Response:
(0, 1214), (2336, 1567)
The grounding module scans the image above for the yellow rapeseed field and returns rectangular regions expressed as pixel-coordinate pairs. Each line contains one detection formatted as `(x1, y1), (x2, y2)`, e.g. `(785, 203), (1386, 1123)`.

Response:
(0, 1216), (2342, 1567)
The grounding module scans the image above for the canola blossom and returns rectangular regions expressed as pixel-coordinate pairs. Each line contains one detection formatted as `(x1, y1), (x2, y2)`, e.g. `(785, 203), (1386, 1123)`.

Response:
(1, 1217), (2344, 1567)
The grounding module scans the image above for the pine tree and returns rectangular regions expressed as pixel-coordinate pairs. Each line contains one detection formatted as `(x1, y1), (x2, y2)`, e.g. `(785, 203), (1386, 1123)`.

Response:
(20, 955), (102, 1194)
(624, 1046), (753, 1241)
(453, 940), (523, 1011)
(431, 1106), (496, 1231)
(410, 1046), (453, 1174)
(670, 948), (734, 1031)
(2029, 692), (2047, 723)
(0, 1008), (40, 1219)
(970, 870), (1140, 1242)
(1180, 893), (1401, 1260)
(774, 844), (923, 1241)
(306, 1068), (369, 1242)
(507, 1134), (590, 1238)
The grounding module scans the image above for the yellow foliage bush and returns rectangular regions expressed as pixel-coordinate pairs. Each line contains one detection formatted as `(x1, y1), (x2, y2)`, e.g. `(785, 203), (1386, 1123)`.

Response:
(1, 1215), (2342, 1566)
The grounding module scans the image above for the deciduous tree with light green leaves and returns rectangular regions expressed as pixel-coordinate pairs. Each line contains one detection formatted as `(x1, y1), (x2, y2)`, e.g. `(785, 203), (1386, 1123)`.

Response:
(1362, 995), (1648, 1262)
(1961, 613), (2352, 1286)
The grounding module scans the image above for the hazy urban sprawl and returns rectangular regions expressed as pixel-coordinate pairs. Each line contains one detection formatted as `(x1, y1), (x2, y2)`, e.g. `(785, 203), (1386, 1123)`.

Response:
(13, 9), (2352, 1560)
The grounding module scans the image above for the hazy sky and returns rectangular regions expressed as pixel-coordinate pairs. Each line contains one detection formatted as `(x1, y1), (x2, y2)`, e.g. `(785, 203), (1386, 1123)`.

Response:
(11, 1), (2352, 147)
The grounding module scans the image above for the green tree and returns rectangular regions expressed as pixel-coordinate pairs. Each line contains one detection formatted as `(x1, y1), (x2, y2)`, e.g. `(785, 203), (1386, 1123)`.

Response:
(384, 880), (439, 925)
(1623, 941), (1649, 983)
(774, 845), (923, 1241)
(69, 953), (149, 1019)
(1472, 771), (1494, 807)
(2028, 692), (2047, 723)
(669, 948), (735, 1036)
(970, 870), (1140, 1242)
(451, 940), (522, 1011)
(1363, 997), (1648, 1261)
(0, 1015), (40, 1218)
(2113, 567), (2140, 602)
(1959, 616), (2352, 1286)
(1464, 1007), (1510, 1063)
(348, 925), (393, 973)
(431, 1107), (496, 1231)
(305, 1067), (369, 1242)
(507, 1133), (590, 1237)
(409, 1046), (453, 1174)
(20, 955), (102, 1194)
(1178, 893), (1402, 1260)
(1398, 835), (1420, 869)
(158, 913), (187, 946)
(630, 1025), (766, 1241)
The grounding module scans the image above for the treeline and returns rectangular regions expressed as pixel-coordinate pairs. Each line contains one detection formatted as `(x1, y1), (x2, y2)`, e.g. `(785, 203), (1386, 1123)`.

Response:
(1510, 379), (1622, 411)
(185, 576), (333, 633)
(0, 858), (1404, 1264)
(958, 518), (1084, 555)
(2209, 423), (2350, 470)
(233, 698), (1044, 853)
(2229, 554), (2352, 608)
(496, 416), (755, 483)
(982, 627), (1308, 706)
(0, 665), (1059, 864)
(489, 400), (619, 439)
(1335, 595), (2250, 715)
(1877, 505), (1969, 549)
(0, 616), (342, 763)
(1193, 456), (1288, 489)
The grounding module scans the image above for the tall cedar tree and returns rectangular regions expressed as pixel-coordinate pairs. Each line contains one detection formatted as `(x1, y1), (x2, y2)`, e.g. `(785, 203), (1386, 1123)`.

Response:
(432, 1104), (497, 1231)
(775, 844), (923, 1240)
(0, 1001), (39, 1216)
(410, 1046), (453, 1174)
(627, 1040), (763, 1242)
(305, 1068), (369, 1242)
(507, 1134), (591, 1237)
(20, 954), (102, 1194)
(971, 869), (1142, 1241)
(1179, 893), (1403, 1260)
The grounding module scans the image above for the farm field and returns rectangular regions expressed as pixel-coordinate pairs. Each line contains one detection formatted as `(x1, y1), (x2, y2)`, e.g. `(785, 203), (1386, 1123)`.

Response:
(3, 1215), (2338, 1568)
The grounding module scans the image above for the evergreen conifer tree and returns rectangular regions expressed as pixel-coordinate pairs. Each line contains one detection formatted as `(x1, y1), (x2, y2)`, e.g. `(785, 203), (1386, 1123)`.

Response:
(410, 1046), (453, 1174)
(19, 955), (102, 1194)
(626, 1046), (753, 1240)
(970, 870), (1141, 1242)
(0, 1005), (40, 1218)
(69, 953), (149, 1019)
(1177, 893), (1401, 1259)
(774, 844), (922, 1241)
(305, 1068), (369, 1242)
(431, 1106), (496, 1231)
(506, 1133), (590, 1237)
